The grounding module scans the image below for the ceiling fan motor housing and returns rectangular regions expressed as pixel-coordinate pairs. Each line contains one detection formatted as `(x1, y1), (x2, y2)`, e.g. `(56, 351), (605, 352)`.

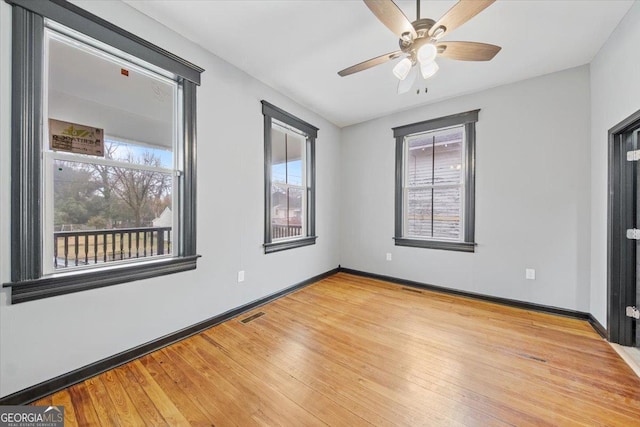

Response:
(399, 18), (437, 64)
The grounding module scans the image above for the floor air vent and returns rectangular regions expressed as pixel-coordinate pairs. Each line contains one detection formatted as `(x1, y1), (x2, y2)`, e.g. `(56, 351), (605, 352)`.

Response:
(241, 312), (265, 324)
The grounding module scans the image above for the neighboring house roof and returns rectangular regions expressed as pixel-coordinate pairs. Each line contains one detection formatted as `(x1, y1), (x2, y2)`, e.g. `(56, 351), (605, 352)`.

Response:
(152, 207), (172, 227)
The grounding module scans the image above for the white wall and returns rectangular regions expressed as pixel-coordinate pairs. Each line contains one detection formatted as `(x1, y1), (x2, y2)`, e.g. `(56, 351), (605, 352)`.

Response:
(0, 0), (342, 397)
(341, 66), (591, 311)
(590, 2), (640, 326)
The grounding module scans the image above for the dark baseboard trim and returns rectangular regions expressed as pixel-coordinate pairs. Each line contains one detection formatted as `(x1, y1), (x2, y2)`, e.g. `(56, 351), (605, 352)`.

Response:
(588, 314), (608, 339)
(0, 267), (339, 405)
(339, 267), (596, 321)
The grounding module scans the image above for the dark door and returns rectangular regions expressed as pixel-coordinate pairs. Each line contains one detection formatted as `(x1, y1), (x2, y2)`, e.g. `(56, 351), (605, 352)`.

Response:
(636, 129), (640, 347)
(608, 109), (640, 346)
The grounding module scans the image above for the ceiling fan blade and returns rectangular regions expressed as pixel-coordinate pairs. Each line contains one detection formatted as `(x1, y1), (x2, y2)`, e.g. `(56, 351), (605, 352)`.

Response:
(397, 66), (418, 94)
(364, 0), (417, 40)
(429, 0), (495, 39)
(437, 41), (501, 61)
(338, 50), (402, 77)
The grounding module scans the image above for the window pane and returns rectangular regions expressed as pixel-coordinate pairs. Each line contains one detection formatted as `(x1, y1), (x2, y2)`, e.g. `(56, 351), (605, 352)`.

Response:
(433, 187), (462, 240)
(285, 133), (304, 186)
(47, 33), (176, 154)
(406, 187), (432, 238)
(407, 136), (433, 187)
(434, 129), (463, 186)
(105, 138), (172, 169)
(271, 184), (303, 240)
(271, 128), (287, 184)
(53, 159), (172, 269)
(287, 187), (304, 237)
(271, 126), (304, 186)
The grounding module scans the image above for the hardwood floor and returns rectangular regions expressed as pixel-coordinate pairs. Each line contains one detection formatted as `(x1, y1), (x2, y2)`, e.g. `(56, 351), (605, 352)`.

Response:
(34, 273), (640, 426)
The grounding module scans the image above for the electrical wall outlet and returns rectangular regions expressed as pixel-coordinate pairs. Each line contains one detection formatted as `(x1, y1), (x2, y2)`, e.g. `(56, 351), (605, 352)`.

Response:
(238, 270), (245, 283)
(386, 253), (392, 261)
(525, 268), (536, 280)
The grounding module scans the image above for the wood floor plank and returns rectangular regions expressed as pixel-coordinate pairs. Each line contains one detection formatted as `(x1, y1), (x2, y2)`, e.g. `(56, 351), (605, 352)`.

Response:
(254, 301), (562, 426)
(98, 370), (147, 426)
(177, 337), (325, 427)
(30, 273), (640, 425)
(68, 383), (101, 427)
(51, 389), (78, 427)
(84, 376), (122, 427)
(280, 285), (640, 424)
(150, 348), (239, 426)
(194, 333), (372, 427)
(138, 354), (212, 427)
(308, 276), (639, 390)
(214, 322), (429, 426)
(325, 275), (609, 356)
(215, 320), (510, 427)
(125, 360), (191, 426)
(207, 325), (395, 427)
(113, 364), (168, 426)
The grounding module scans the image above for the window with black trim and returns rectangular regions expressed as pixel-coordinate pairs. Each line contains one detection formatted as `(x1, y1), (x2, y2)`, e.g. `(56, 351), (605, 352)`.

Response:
(394, 110), (478, 252)
(262, 101), (317, 254)
(3, 0), (203, 303)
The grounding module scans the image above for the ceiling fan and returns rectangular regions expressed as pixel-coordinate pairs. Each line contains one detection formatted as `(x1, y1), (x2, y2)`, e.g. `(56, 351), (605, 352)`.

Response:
(338, 0), (501, 94)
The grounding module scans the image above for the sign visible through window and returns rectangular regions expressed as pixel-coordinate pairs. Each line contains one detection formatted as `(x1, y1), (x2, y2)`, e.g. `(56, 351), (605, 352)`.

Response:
(49, 118), (105, 156)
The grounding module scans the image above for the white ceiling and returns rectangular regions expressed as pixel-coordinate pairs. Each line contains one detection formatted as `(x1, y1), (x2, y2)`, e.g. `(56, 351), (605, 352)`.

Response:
(124, 0), (633, 128)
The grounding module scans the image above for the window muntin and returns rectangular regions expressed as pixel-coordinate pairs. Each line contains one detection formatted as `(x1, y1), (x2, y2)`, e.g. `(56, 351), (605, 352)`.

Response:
(404, 126), (465, 241)
(42, 26), (179, 274)
(262, 100), (317, 254)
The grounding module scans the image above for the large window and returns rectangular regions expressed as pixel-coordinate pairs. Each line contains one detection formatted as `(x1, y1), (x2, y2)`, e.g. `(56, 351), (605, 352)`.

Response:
(394, 110), (478, 252)
(4, 0), (203, 303)
(262, 101), (317, 253)
(45, 29), (178, 273)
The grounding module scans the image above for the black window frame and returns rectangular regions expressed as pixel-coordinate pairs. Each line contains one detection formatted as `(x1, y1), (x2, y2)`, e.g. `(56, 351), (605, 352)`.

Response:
(3, 0), (204, 303)
(262, 100), (318, 254)
(393, 110), (478, 252)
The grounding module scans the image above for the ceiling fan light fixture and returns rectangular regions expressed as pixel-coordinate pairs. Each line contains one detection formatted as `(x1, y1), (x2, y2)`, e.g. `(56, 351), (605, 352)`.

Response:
(397, 66), (418, 94)
(393, 57), (413, 80)
(417, 43), (437, 64)
(420, 60), (439, 79)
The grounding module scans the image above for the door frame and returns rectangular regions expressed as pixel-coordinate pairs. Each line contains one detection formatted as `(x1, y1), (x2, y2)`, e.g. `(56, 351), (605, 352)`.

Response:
(608, 109), (640, 345)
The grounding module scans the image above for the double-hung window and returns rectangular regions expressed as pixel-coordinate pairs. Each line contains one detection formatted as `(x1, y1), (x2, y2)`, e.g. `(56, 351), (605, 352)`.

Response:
(262, 101), (318, 253)
(4, 0), (203, 303)
(44, 29), (178, 272)
(394, 110), (478, 252)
